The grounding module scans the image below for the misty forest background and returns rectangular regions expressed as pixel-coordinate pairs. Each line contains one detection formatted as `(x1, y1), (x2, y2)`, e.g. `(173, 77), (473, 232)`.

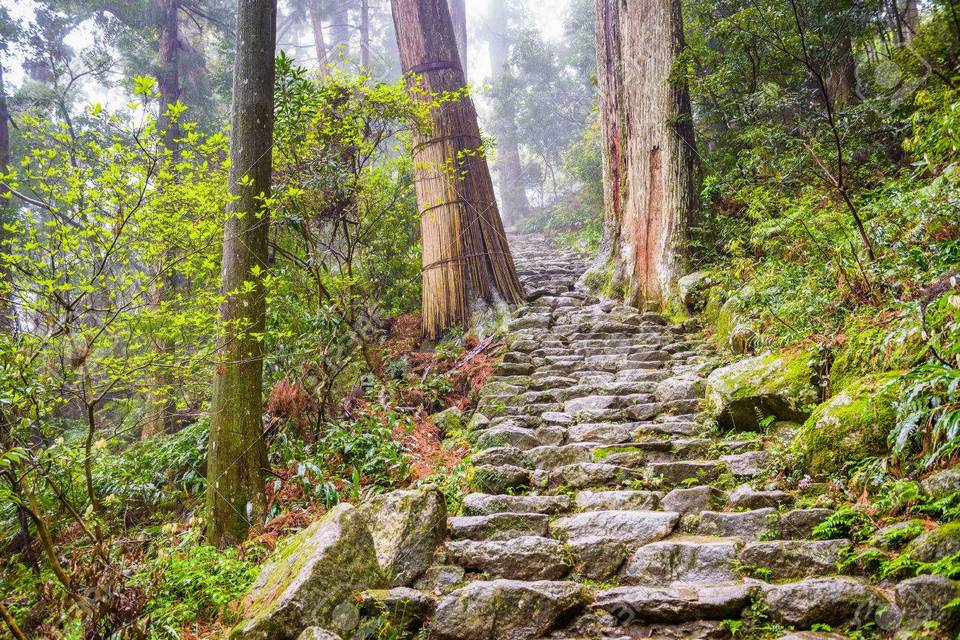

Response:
(0, 0), (958, 637)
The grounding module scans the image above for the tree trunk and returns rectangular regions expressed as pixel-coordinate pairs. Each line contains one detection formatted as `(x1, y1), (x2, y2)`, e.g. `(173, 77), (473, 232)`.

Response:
(488, 0), (529, 224)
(902, 0), (919, 40)
(828, 34), (858, 106)
(448, 0), (467, 80)
(0, 62), (14, 334)
(360, 0), (370, 69)
(206, 0), (276, 548)
(330, 0), (351, 64)
(142, 0), (182, 440)
(310, 0), (331, 74)
(592, 0), (698, 309)
(392, 0), (523, 340)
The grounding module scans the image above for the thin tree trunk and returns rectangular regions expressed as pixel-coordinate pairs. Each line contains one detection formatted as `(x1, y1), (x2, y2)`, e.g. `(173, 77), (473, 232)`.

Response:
(206, 0), (276, 548)
(310, 0), (331, 75)
(361, 0), (370, 69)
(592, 0), (698, 308)
(0, 62), (14, 333)
(330, 0), (351, 64)
(448, 0), (467, 81)
(143, 0), (182, 439)
(488, 0), (529, 224)
(392, 0), (523, 339)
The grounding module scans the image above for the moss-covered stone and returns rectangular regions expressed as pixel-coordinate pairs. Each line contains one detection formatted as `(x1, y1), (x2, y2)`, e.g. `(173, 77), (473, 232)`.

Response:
(905, 521), (960, 563)
(702, 287), (727, 327)
(231, 504), (385, 640)
(361, 489), (447, 587)
(830, 322), (925, 393)
(792, 372), (900, 477)
(705, 350), (819, 430)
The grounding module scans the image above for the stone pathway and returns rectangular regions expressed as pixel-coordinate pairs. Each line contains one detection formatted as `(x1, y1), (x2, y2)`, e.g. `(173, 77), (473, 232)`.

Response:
(417, 234), (898, 640)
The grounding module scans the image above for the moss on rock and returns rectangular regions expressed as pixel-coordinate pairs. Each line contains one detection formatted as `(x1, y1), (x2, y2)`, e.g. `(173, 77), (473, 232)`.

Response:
(231, 504), (385, 640)
(830, 322), (925, 393)
(705, 350), (819, 430)
(792, 372), (900, 478)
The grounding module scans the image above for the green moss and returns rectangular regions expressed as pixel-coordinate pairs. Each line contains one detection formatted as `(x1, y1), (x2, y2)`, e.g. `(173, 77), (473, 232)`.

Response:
(714, 298), (738, 347)
(830, 321), (925, 393)
(705, 350), (820, 429)
(793, 373), (901, 478)
(703, 287), (727, 326)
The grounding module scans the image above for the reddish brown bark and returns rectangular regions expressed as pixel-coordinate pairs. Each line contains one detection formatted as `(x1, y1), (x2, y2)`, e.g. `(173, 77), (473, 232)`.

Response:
(592, 0), (698, 308)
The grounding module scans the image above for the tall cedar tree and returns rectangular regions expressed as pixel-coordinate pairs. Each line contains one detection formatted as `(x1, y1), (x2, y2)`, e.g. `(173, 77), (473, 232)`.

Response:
(593, 0), (698, 307)
(392, 0), (523, 339)
(206, 0), (276, 548)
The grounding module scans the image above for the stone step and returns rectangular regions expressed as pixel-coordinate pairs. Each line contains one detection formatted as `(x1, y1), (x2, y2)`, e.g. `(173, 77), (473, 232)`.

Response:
(550, 510), (680, 547)
(448, 512), (550, 541)
(545, 462), (645, 489)
(622, 536), (743, 584)
(737, 539), (852, 580)
(647, 460), (728, 487)
(445, 536), (571, 580)
(594, 583), (755, 623)
(462, 493), (572, 516)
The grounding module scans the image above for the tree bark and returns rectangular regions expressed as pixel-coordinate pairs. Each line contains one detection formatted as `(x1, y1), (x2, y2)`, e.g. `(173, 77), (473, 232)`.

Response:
(392, 0), (523, 339)
(310, 0), (331, 74)
(828, 34), (858, 106)
(142, 0), (182, 440)
(206, 0), (276, 548)
(448, 0), (467, 81)
(488, 0), (529, 224)
(592, 0), (698, 309)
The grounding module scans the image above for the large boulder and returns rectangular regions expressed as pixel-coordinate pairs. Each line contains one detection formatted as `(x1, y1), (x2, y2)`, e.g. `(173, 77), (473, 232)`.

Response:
(361, 489), (447, 587)
(792, 373), (899, 477)
(231, 504), (385, 640)
(705, 351), (819, 430)
(430, 580), (590, 640)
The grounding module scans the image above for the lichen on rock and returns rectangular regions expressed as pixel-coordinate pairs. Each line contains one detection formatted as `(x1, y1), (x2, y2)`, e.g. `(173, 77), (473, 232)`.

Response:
(230, 504), (385, 640)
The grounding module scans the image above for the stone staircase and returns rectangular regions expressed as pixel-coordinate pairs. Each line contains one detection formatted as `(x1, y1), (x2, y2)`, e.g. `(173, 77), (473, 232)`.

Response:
(417, 234), (896, 640)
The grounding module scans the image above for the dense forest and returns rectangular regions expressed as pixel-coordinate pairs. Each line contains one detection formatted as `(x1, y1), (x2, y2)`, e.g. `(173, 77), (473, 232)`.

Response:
(0, 0), (958, 638)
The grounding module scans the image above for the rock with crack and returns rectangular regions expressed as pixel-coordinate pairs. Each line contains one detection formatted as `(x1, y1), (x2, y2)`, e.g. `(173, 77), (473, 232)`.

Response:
(231, 504), (385, 640)
(430, 580), (591, 640)
(361, 489), (446, 587)
(895, 574), (960, 634)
